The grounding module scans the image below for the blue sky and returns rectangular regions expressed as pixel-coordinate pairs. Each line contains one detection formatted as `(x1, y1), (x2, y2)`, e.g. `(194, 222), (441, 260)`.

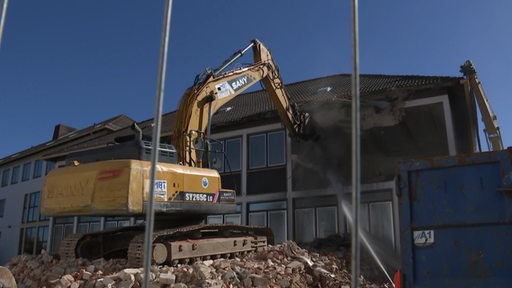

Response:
(1, 1), (511, 158)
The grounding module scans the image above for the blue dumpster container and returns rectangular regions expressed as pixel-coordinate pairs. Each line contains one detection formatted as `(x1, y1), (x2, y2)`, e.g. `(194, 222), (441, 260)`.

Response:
(397, 148), (512, 287)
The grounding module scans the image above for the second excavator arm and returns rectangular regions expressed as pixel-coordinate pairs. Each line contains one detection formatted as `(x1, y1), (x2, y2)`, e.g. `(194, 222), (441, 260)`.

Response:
(460, 60), (504, 151)
(172, 39), (313, 167)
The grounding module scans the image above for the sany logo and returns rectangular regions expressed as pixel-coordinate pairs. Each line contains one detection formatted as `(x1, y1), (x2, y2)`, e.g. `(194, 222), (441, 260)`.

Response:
(230, 74), (253, 91)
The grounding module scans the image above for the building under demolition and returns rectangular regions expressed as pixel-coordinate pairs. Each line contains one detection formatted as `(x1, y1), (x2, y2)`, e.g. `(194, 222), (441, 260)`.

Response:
(0, 70), (484, 266)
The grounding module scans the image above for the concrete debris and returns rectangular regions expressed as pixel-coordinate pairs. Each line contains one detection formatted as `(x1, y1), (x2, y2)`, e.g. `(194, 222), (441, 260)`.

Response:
(3, 241), (392, 288)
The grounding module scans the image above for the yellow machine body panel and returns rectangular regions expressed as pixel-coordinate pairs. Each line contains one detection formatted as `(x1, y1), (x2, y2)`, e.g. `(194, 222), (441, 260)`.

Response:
(41, 159), (230, 217)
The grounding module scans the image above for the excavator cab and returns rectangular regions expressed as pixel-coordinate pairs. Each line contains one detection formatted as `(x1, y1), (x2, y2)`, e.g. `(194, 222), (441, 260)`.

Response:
(63, 123), (177, 166)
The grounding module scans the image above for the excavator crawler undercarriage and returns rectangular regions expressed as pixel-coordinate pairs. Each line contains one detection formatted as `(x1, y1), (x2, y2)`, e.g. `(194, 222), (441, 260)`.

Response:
(58, 224), (274, 267)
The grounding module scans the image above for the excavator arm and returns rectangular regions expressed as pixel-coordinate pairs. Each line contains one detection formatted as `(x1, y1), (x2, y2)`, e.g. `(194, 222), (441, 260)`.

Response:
(172, 39), (312, 167)
(460, 60), (504, 151)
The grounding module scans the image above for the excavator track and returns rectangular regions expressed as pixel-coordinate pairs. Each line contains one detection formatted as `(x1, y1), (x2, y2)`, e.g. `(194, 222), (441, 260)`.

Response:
(59, 233), (84, 260)
(127, 223), (274, 267)
(58, 226), (145, 261)
(58, 224), (273, 267)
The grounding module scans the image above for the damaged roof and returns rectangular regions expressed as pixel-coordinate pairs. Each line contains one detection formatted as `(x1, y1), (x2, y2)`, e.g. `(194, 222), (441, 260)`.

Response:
(1, 73), (469, 163)
(211, 73), (462, 129)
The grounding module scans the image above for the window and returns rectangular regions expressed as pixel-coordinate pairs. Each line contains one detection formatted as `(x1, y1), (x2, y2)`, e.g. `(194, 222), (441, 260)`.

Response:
(317, 207), (338, 238)
(347, 201), (395, 248)
(207, 215), (223, 224)
(105, 216), (130, 229)
(51, 225), (63, 254)
(369, 202), (394, 247)
(295, 208), (315, 243)
(0, 199), (5, 217)
(1, 169), (9, 187)
(294, 201), (339, 244)
(224, 214), (241, 225)
(269, 210), (287, 244)
(11, 166), (20, 184)
(267, 131), (285, 166)
(33, 160), (43, 178)
(45, 161), (55, 175)
(23, 192), (41, 223)
(51, 218), (74, 254)
(22, 162), (32, 182)
(248, 212), (266, 227)
(249, 134), (266, 169)
(249, 130), (286, 169)
(210, 137), (242, 173)
(210, 141), (225, 172)
(19, 226), (48, 255)
(22, 227), (36, 254)
(248, 201), (287, 243)
(78, 216), (101, 233)
(225, 138), (241, 171)
(36, 226), (48, 253)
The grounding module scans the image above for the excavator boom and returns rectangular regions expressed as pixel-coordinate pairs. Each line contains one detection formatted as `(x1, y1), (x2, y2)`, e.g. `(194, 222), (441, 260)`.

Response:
(172, 39), (313, 167)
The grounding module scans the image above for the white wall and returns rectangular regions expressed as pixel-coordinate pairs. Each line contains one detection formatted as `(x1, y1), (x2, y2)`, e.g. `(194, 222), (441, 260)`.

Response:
(0, 158), (47, 265)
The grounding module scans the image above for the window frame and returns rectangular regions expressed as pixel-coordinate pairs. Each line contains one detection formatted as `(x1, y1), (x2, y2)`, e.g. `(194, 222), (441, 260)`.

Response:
(33, 160), (43, 179)
(45, 161), (55, 176)
(23, 191), (41, 223)
(22, 161), (32, 182)
(0, 199), (5, 218)
(248, 134), (267, 169)
(225, 137), (241, 172)
(248, 130), (286, 170)
(1, 169), (9, 187)
(210, 137), (242, 173)
(11, 166), (20, 184)
(267, 130), (286, 166)
(210, 140), (225, 172)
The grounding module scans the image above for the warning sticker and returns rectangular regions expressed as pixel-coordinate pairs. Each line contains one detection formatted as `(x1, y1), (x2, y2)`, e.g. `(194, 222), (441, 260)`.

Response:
(215, 82), (233, 99)
(154, 180), (167, 199)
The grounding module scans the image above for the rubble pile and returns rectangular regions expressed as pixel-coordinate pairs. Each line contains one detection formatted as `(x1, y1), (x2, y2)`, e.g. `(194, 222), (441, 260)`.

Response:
(4, 241), (391, 288)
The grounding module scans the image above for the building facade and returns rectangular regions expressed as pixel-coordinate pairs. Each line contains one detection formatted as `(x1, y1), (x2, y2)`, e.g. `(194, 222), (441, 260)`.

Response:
(0, 73), (481, 265)
(0, 115), (135, 265)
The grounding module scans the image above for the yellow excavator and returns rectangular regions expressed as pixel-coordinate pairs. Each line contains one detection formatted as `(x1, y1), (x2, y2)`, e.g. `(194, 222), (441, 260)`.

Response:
(41, 39), (314, 266)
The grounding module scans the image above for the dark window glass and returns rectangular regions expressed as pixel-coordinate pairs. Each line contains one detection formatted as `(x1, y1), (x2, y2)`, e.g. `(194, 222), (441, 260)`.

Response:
(268, 131), (285, 166)
(45, 161), (55, 175)
(249, 134), (266, 169)
(23, 227), (36, 254)
(1, 169), (9, 187)
(210, 140), (225, 172)
(36, 226), (48, 253)
(11, 166), (20, 184)
(23, 192), (41, 223)
(33, 160), (43, 178)
(0, 199), (5, 217)
(225, 138), (241, 171)
(22, 162), (32, 182)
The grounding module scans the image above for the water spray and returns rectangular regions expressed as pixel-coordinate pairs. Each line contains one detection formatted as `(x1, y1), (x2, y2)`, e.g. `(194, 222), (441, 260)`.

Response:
(327, 172), (395, 287)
